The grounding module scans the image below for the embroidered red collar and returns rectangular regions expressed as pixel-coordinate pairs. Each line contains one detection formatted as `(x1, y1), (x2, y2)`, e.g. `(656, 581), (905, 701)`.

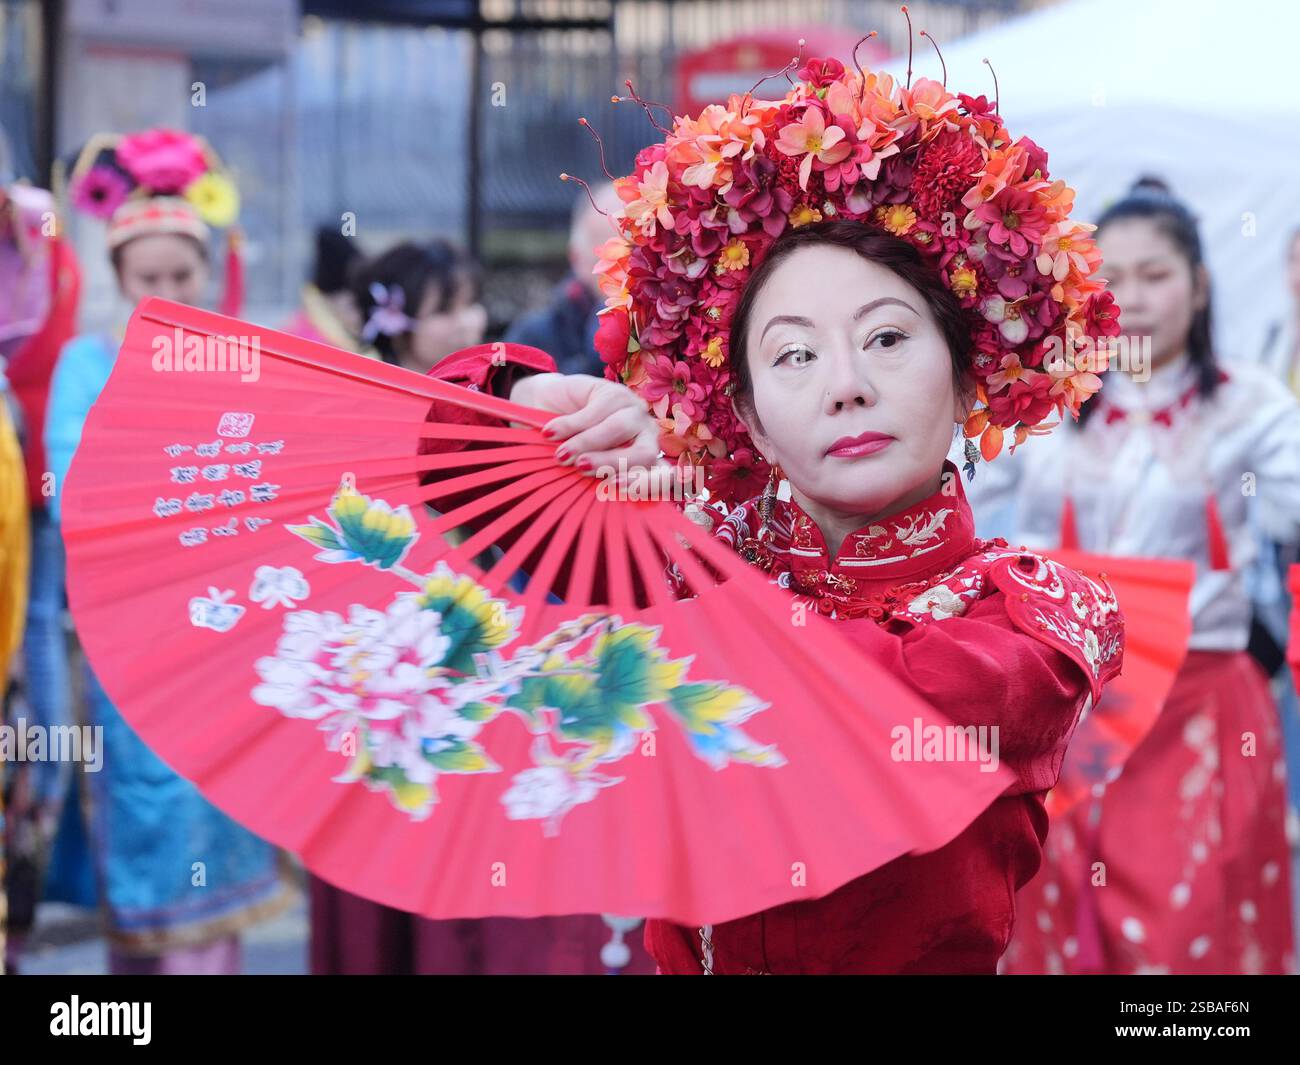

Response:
(721, 462), (979, 618)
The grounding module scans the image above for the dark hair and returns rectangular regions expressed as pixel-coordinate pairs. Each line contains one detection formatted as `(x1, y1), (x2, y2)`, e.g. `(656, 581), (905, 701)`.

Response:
(109, 232), (208, 274)
(727, 219), (972, 418)
(311, 225), (361, 294)
(353, 239), (481, 365)
(1079, 175), (1219, 426)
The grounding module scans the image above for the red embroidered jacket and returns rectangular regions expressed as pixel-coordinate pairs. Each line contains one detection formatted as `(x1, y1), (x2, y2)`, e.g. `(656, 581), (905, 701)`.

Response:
(422, 343), (1125, 975)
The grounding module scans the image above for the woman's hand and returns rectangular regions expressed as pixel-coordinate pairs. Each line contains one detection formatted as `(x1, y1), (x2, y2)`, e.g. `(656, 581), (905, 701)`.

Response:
(509, 372), (666, 482)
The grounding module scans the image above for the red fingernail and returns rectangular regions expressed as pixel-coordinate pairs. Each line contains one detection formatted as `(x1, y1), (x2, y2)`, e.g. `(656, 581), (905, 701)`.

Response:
(541, 426), (557, 439)
(556, 448), (571, 462)
(576, 457), (593, 471)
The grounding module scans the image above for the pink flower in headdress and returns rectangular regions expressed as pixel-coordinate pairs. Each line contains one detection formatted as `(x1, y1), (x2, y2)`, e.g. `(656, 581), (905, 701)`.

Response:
(70, 164), (131, 220)
(723, 154), (793, 238)
(115, 129), (208, 194)
(1050, 367), (1104, 417)
(983, 241), (1054, 300)
(361, 283), (414, 343)
(622, 160), (675, 237)
(799, 57), (846, 89)
(961, 144), (1028, 212)
(1035, 221), (1100, 284)
(775, 106), (850, 191)
(642, 353), (707, 420)
(985, 352), (1025, 394)
(1015, 135), (1050, 181)
(900, 78), (959, 126)
(973, 185), (1050, 258)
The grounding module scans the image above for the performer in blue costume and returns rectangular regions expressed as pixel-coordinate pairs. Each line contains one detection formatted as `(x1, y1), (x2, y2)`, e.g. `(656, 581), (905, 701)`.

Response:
(46, 129), (292, 973)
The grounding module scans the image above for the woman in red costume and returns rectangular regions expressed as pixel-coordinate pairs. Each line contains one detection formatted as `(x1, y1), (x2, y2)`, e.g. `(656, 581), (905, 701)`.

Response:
(416, 52), (1126, 973)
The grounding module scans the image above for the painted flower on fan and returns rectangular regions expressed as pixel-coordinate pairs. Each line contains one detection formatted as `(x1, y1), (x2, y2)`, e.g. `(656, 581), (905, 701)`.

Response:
(251, 597), (502, 820)
(664, 681), (787, 770)
(413, 561), (523, 665)
(252, 599), (455, 724)
(183, 171), (240, 227)
(288, 482), (417, 569)
(70, 164), (131, 220)
(115, 128), (208, 194)
(502, 737), (622, 836)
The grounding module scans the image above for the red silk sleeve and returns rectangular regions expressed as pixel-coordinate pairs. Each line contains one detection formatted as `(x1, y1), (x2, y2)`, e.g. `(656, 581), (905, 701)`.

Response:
(417, 342), (573, 589)
(840, 593), (1093, 796)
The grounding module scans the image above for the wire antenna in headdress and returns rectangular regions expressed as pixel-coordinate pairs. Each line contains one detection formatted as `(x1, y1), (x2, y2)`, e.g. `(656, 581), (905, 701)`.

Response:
(784, 38), (807, 86)
(616, 81), (672, 135)
(739, 45), (802, 118)
(904, 5), (915, 89)
(577, 118), (616, 181)
(559, 172), (611, 219)
(982, 57), (1001, 114)
(919, 29), (947, 87)
(851, 30), (878, 99)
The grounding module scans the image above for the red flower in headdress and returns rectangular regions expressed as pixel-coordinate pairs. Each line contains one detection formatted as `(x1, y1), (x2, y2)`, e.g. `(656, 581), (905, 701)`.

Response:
(595, 308), (632, 368)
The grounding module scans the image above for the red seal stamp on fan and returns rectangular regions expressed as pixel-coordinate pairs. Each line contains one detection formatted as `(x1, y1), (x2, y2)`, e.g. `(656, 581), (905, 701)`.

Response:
(217, 411), (254, 437)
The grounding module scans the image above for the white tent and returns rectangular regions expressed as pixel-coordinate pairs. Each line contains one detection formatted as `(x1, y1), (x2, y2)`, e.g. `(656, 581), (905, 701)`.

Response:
(883, 0), (1300, 363)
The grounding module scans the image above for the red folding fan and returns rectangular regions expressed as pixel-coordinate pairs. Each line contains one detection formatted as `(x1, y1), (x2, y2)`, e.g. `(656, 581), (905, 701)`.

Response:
(1042, 548), (1194, 818)
(61, 297), (1014, 927)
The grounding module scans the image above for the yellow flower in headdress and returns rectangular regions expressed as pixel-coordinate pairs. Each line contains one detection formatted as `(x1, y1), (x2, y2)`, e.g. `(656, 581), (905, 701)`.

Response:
(789, 203), (823, 228)
(874, 203), (917, 236)
(715, 238), (750, 273)
(184, 171), (240, 227)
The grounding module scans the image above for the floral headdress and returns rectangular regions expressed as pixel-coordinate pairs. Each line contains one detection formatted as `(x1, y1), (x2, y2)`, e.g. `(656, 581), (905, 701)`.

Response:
(58, 128), (244, 315)
(584, 27), (1119, 507)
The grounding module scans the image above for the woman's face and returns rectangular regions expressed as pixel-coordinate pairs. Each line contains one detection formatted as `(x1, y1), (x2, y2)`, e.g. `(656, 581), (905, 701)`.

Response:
(1097, 217), (1205, 372)
(402, 275), (488, 370)
(735, 244), (966, 521)
(115, 234), (208, 306)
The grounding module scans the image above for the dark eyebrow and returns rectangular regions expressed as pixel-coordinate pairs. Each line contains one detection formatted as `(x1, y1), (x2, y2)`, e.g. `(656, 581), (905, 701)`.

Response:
(760, 297), (920, 344)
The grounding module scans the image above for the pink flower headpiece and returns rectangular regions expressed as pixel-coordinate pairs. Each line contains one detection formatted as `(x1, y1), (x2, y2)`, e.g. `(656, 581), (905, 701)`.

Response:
(60, 127), (245, 315)
(583, 30), (1119, 507)
(63, 128), (240, 233)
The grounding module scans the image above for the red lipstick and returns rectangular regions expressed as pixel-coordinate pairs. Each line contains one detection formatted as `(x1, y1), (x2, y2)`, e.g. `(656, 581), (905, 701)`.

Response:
(825, 430), (894, 458)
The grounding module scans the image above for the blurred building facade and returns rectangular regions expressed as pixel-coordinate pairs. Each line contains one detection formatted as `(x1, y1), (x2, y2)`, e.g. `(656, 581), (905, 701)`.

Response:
(4, 0), (1044, 334)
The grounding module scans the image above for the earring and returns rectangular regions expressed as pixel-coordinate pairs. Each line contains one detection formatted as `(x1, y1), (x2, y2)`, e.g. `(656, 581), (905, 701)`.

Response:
(757, 461), (782, 543)
(962, 438), (979, 482)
